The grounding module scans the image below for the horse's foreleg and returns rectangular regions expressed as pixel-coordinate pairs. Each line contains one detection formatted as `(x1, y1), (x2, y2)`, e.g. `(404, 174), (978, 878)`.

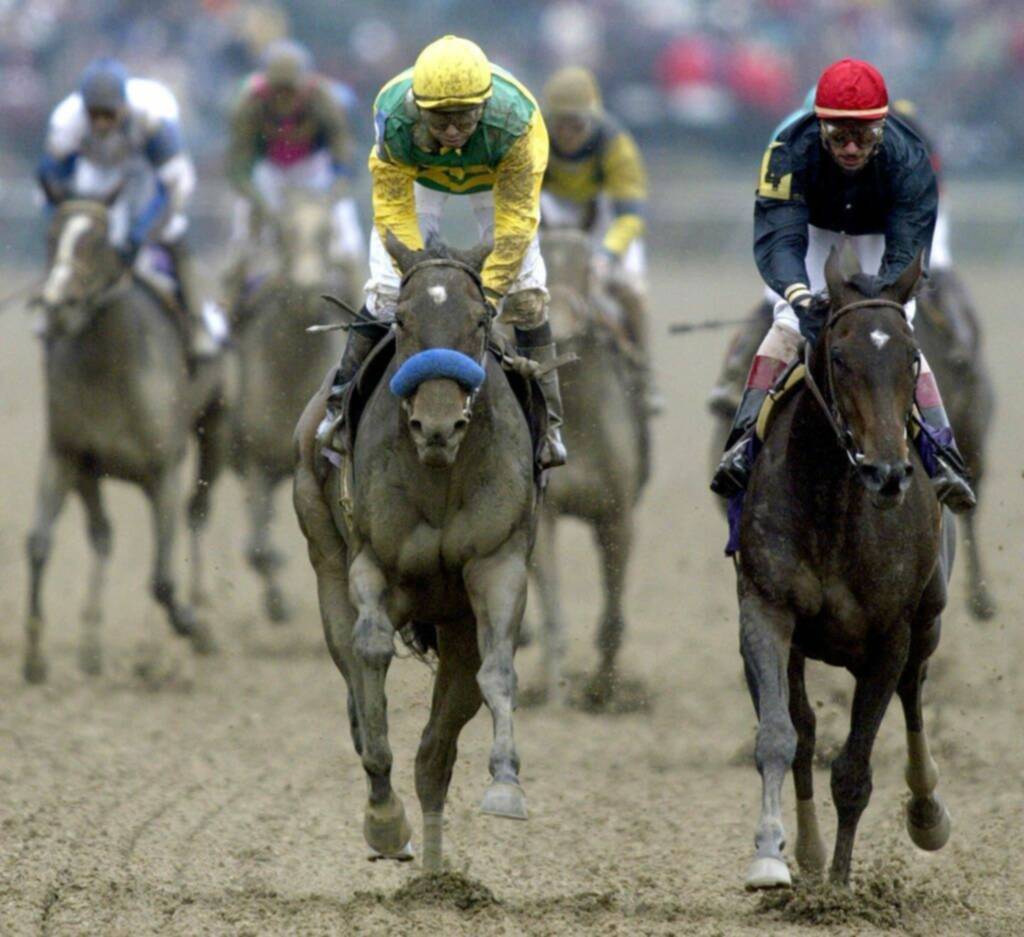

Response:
(739, 588), (796, 889)
(76, 474), (112, 677)
(149, 468), (215, 655)
(24, 451), (72, 683)
(531, 510), (567, 705)
(244, 470), (289, 623)
(829, 632), (910, 885)
(188, 396), (228, 607)
(415, 623), (484, 871)
(788, 650), (827, 875)
(960, 511), (996, 620)
(589, 511), (633, 705)
(898, 646), (951, 852)
(348, 547), (410, 857)
(465, 538), (529, 821)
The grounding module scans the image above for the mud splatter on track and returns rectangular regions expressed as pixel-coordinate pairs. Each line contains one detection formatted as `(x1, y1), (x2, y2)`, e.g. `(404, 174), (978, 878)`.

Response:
(0, 257), (1021, 935)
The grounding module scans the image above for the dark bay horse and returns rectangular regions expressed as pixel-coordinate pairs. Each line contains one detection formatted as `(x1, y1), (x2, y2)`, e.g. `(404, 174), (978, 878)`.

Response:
(293, 235), (538, 872)
(532, 229), (648, 706)
(25, 200), (226, 682)
(229, 188), (344, 621)
(737, 250), (952, 888)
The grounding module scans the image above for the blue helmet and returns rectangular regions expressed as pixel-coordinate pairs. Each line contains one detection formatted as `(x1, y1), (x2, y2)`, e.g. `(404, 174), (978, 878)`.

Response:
(80, 58), (128, 111)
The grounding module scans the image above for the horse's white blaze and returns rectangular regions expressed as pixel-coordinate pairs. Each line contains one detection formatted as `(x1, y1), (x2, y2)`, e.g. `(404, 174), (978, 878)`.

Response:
(428, 285), (447, 305)
(43, 214), (93, 305)
(870, 329), (890, 350)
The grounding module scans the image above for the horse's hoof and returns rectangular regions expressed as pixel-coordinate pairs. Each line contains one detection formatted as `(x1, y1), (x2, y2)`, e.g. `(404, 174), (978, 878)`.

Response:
(745, 857), (792, 890)
(906, 796), (951, 851)
(364, 796), (413, 857)
(968, 590), (997, 621)
(368, 839), (415, 862)
(266, 588), (290, 624)
(480, 781), (528, 820)
(188, 620), (218, 656)
(78, 643), (103, 677)
(23, 654), (48, 685)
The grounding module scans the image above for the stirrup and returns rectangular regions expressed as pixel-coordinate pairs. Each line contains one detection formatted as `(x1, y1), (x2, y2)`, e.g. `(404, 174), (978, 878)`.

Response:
(540, 427), (567, 470)
(931, 458), (976, 514)
(710, 434), (752, 497)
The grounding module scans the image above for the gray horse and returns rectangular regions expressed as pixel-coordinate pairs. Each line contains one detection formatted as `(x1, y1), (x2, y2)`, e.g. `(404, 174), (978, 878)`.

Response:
(24, 200), (226, 683)
(230, 188), (345, 621)
(293, 234), (539, 872)
(531, 230), (649, 707)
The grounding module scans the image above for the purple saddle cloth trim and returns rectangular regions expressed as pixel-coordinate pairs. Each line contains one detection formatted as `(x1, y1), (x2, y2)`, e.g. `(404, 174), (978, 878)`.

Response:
(724, 434), (762, 558)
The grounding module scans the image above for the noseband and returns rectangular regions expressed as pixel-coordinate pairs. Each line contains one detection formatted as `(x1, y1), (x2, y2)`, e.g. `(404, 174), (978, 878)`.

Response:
(802, 297), (920, 469)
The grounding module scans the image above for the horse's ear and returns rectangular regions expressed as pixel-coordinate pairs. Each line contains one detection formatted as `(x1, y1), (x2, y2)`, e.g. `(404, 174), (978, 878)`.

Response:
(823, 246), (847, 305)
(837, 238), (862, 280)
(384, 230), (418, 275)
(883, 250), (926, 306)
(455, 240), (492, 274)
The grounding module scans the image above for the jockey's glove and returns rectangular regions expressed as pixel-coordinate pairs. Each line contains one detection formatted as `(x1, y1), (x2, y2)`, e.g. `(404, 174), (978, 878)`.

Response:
(118, 240), (140, 269)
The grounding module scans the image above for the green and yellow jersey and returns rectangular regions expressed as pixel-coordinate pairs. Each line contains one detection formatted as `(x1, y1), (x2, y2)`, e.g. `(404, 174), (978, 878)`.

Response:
(544, 114), (647, 257)
(370, 65), (548, 297)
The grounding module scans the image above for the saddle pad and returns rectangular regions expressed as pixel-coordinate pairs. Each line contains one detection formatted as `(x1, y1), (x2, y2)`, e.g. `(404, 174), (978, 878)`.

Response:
(755, 362), (807, 443)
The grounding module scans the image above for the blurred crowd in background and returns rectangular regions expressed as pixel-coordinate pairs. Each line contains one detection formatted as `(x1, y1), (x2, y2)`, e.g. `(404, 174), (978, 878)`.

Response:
(2, 0), (1024, 180)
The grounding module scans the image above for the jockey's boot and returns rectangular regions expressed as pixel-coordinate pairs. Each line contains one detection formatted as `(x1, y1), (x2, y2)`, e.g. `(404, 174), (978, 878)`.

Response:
(167, 239), (220, 360)
(220, 250), (249, 315)
(706, 300), (772, 418)
(710, 385), (767, 498)
(609, 281), (663, 415)
(916, 388), (976, 513)
(315, 313), (378, 449)
(516, 324), (567, 469)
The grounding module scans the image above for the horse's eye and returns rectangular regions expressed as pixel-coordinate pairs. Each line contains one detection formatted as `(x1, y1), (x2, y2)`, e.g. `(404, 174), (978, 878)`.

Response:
(830, 349), (847, 370)
(477, 315), (489, 329)
(394, 315), (405, 330)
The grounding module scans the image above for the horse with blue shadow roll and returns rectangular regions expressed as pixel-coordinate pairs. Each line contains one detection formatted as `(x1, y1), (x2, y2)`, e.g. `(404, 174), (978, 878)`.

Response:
(292, 233), (544, 872)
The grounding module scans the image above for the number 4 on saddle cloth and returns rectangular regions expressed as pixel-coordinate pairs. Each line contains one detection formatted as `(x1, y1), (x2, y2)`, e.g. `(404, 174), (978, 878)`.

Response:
(315, 324), (554, 514)
(722, 360), (961, 557)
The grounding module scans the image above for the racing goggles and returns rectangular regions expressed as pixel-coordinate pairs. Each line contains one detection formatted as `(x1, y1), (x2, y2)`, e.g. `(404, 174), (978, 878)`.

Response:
(421, 106), (484, 133)
(820, 120), (885, 148)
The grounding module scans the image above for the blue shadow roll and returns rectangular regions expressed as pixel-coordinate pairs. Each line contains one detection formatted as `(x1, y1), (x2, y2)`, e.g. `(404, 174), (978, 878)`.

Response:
(389, 348), (486, 399)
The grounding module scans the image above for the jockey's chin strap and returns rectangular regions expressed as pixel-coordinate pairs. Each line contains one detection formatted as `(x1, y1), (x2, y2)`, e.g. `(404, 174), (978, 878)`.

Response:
(802, 297), (915, 469)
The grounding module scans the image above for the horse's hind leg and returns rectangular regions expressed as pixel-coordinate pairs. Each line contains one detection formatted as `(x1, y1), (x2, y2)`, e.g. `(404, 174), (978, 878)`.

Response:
(24, 452), (72, 683)
(739, 589), (796, 889)
(898, 636), (951, 852)
(588, 511), (633, 706)
(188, 396), (228, 607)
(829, 632), (910, 885)
(788, 650), (827, 875)
(149, 468), (216, 655)
(415, 623), (484, 871)
(531, 510), (568, 705)
(244, 470), (289, 623)
(465, 538), (530, 821)
(76, 473), (112, 676)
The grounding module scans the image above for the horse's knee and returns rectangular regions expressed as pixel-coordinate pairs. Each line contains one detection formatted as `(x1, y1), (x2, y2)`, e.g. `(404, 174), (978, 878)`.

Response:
(88, 519), (112, 556)
(27, 531), (51, 567)
(353, 611), (394, 668)
(831, 750), (872, 815)
(152, 578), (174, 607)
(755, 716), (797, 775)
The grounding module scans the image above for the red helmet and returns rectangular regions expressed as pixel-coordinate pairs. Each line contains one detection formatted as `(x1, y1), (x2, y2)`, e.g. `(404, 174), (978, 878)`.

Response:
(814, 59), (888, 121)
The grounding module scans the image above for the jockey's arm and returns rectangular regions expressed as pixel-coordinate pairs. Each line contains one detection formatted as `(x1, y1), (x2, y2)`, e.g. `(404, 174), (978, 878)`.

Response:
(129, 120), (195, 249)
(225, 92), (263, 200)
(482, 110), (548, 299)
(369, 147), (423, 250)
(753, 139), (813, 308)
(600, 129), (647, 258)
(38, 94), (85, 205)
(314, 84), (355, 185)
(878, 152), (938, 286)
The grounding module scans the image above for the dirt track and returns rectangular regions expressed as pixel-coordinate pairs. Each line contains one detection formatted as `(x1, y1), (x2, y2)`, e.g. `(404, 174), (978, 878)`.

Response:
(0, 254), (1022, 936)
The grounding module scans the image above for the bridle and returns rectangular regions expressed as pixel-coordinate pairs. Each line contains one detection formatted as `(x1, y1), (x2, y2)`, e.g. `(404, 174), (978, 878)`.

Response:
(802, 297), (921, 469)
(395, 257), (497, 415)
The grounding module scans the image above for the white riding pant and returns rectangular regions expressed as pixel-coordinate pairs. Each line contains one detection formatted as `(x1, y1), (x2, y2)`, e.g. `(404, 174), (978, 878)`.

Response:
(764, 224), (918, 333)
(540, 191), (646, 290)
(71, 156), (188, 247)
(231, 151), (365, 262)
(365, 182), (546, 317)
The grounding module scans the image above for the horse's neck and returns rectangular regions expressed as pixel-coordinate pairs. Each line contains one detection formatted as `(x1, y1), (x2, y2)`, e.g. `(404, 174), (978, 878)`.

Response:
(787, 375), (856, 513)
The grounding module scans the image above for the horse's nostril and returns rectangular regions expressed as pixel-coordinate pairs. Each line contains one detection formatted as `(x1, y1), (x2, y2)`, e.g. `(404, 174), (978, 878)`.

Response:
(453, 418), (468, 432)
(410, 418), (423, 434)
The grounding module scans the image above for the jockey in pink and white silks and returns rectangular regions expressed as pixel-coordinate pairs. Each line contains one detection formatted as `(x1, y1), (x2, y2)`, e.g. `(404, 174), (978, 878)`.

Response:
(710, 58), (975, 513)
(38, 58), (217, 357)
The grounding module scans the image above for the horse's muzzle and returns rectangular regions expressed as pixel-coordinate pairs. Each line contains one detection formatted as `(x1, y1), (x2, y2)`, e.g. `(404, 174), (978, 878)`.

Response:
(858, 459), (914, 507)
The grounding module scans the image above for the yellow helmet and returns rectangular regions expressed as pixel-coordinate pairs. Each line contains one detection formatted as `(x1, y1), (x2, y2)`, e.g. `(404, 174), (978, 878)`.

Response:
(412, 35), (493, 110)
(543, 66), (602, 115)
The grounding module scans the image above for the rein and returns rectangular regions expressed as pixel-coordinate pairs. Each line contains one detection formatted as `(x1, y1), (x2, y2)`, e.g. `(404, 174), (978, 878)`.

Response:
(801, 297), (916, 469)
